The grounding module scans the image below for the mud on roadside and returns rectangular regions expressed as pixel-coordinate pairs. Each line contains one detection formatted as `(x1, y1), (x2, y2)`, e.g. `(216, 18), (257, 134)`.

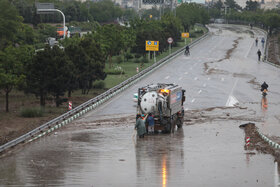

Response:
(240, 122), (280, 162)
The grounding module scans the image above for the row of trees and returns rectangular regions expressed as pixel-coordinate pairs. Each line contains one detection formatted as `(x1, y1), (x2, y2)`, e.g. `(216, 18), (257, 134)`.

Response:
(208, 0), (280, 34)
(0, 0), (210, 112)
(11, 0), (136, 24)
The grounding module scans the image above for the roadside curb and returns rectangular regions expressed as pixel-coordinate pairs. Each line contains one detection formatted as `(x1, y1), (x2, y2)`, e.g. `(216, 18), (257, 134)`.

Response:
(0, 29), (210, 153)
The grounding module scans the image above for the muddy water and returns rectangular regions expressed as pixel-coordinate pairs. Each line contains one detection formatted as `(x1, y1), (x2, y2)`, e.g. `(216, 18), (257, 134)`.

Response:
(0, 118), (275, 186)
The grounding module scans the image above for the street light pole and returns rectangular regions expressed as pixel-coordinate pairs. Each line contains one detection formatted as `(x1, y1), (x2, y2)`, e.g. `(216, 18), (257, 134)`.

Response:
(37, 9), (66, 39)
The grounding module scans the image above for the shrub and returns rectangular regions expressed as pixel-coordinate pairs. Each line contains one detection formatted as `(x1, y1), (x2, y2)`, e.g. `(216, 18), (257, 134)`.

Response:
(195, 29), (204, 34)
(134, 58), (141, 63)
(115, 56), (123, 64)
(20, 107), (44, 118)
(142, 57), (149, 63)
(124, 52), (134, 61)
(135, 54), (141, 58)
(189, 31), (197, 38)
(93, 81), (105, 89)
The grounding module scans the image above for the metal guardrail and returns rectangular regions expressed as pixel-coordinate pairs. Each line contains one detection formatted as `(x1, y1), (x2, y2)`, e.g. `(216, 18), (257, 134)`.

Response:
(0, 31), (210, 153)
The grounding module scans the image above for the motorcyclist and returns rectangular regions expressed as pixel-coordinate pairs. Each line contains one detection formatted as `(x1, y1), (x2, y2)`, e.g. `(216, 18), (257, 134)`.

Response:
(185, 45), (190, 55)
(261, 81), (268, 92)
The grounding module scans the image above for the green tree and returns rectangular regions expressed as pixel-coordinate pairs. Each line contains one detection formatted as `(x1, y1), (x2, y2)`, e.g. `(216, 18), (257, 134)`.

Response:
(225, 0), (242, 11)
(89, 0), (123, 23)
(65, 36), (106, 95)
(161, 13), (182, 48)
(79, 36), (106, 94)
(96, 24), (123, 68)
(120, 27), (136, 62)
(26, 45), (72, 107)
(0, 45), (32, 112)
(176, 3), (206, 32)
(131, 18), (164, 55)
(245, 0), (260, 11)
(213, 0), (223, 10)
(0, 0), (23, 49)
(264, 13), (280, 35)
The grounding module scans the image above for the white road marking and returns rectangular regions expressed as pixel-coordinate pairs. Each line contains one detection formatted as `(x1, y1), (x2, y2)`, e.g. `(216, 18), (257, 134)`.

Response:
(165, 75), (170, 79)
(191, 99), (195, 103)
(245, 40), (254, 58)
(221, 77), (224, 81)
(226, 95), (239, 107)
(194, 77), (198, 80)
(184, 72), (188, 75)
(179, 77), (183, 80)
(226, 79), (239, 107)
(198, 90), (202, 94)
(208, 77), (211, 80)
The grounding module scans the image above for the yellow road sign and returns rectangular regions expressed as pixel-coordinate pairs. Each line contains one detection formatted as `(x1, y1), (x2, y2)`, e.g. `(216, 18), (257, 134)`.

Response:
(181, 32), (190, 38)
(146, 40), (159, 51)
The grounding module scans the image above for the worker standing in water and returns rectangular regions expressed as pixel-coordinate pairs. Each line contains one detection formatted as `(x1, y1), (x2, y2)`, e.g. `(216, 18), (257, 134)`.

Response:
(135, 114), (146, 138)
(147, 113), (155, 134)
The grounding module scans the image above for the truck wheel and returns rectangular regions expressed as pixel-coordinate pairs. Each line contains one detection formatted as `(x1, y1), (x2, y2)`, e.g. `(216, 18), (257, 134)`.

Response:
(171, 121), (176, 133)
(165, 122), (172, 133)
(177, 118), (183, 128)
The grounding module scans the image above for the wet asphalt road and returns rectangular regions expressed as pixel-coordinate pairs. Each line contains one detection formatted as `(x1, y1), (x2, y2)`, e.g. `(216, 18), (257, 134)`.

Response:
(1, 24), (280, 186)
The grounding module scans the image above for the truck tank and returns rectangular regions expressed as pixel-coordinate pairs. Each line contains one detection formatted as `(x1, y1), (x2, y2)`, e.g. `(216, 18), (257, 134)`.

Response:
(136, 83), (185, 133)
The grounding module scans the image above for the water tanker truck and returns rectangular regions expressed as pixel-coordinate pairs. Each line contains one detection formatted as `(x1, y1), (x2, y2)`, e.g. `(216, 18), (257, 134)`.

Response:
(136, 83), (185, 133)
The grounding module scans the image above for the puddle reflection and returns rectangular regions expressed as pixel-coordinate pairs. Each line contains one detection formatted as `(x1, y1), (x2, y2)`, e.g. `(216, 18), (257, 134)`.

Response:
(135, 129), (184, 186)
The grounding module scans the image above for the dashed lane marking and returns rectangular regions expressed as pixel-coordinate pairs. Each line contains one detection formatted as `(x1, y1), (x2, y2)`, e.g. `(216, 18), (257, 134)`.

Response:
(165, 75), (170, 79)
(198, 90), (202, 94)
(194, 77), (198, 80)
(184, 72), (188, 75)
(179, 77), (183, 80)
(191, 99), (195, 103)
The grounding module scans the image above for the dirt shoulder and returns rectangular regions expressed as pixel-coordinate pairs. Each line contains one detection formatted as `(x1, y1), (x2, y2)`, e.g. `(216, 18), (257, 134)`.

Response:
(267, 34), (280, 66)
(0, 93), (100, 146)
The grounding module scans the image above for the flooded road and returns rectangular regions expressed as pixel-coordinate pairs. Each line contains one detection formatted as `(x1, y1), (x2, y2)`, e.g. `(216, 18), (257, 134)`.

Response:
(0, 111), (275, 186)
(1, 24), (280, 186)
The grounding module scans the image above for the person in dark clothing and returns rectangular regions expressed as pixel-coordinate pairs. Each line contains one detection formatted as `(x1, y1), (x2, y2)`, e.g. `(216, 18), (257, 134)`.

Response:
(147, 113), (155, 134)
(261, 37), (265, 48)
(257, 49), (261, 61)
(261, 81), (268, 91)
(255, 38), (258, 46)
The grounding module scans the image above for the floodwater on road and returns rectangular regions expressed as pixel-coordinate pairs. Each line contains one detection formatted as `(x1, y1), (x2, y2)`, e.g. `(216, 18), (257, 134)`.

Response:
(0, 110), (275, 186)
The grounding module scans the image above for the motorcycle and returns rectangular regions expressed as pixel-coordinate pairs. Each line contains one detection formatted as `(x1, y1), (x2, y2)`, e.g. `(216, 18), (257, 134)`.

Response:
(184, 50), (190, 56)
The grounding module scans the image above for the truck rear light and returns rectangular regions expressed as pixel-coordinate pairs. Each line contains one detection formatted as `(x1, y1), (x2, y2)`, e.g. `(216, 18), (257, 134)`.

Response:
(160, 89), (170, 94)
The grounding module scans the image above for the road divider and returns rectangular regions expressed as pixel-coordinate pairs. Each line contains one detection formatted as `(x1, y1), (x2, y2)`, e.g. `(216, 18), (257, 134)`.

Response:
(0, 31), (210, 154)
